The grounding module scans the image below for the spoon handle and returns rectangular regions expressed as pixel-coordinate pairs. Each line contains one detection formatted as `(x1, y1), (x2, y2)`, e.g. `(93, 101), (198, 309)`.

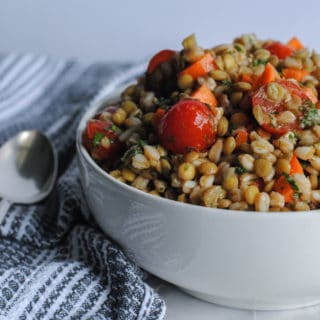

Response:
(0, 199), (11, 224)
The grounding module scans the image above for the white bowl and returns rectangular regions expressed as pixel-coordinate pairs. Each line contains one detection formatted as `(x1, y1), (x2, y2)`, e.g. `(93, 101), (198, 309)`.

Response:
(76, 66), (320, 311)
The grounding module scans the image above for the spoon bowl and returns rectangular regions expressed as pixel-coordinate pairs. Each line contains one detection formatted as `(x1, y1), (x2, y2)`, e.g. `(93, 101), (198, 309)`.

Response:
(0, 130), (57, 220)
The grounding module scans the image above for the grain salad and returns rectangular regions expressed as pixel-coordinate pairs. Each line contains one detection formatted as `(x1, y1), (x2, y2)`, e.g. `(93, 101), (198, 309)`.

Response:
(83, 34), (320, 212)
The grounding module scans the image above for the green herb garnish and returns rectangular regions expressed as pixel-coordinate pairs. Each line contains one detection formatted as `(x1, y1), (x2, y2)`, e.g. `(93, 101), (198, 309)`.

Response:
(92, 132), (105, 147)
(234, 44), (243, 52)
(301, 106), (320, 128)
(154, 97), (171, 108)
(269, 115), (277, 128)
(121, 145), (143, 165)
(111, 124), (121, 133)
(252, 59), (268, 67)
(288, 132), (296, 142)
(283, 173), (299, 193)
(221, 80), (232, 87)
(235, 166), (248, 174)
(139, 139), (147, 147)
(132, 147), (142, 156)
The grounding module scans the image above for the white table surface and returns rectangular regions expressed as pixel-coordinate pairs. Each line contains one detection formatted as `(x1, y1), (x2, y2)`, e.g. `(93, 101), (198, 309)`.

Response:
(148, 277), (320, 320)
(2, 1), (320, 318)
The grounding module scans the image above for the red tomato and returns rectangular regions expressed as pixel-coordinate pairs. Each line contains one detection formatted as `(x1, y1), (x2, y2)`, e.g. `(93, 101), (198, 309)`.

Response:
(252, 80), (310, 135)
(147, 49), (176, 74)
(83, 119), (124, 161)
(158, 100), (215, 154)
(86, 119), (111, 139)
(152, 108), (167, 128)
(261, 123), (290, 136)
(264, 41), (293, 59)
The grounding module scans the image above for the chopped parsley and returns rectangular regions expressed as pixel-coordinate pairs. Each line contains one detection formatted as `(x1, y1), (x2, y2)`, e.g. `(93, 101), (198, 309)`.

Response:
(110, 124), (121, 133)
(288, 132), (299, 142)
(269, 114), (277, 128)
(301, 107), (320, 128)
(288, 132), (295, 142)
(121, 145), (143, 165)
(139, 139), (147, 147)
(221, 79), (232, 87)
(154, 97), (171, 108)
(283, 173), (300, 194)
(252, 59), (268, 67)
(235, 166), (248, 174)
(234, 44), (243, 52)
(92, 132), (105, 147)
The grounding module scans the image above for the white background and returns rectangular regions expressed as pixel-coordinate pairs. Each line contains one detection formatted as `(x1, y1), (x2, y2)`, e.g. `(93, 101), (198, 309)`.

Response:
(1, 0), (320, 63)
(2, 0), (320, 319)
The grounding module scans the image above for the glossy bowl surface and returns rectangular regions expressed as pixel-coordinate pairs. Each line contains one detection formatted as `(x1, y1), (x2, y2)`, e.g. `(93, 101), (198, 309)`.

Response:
(76, 65), (320, 310)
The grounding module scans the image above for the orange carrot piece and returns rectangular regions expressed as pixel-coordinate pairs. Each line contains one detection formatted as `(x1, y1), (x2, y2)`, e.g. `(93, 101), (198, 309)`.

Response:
(255, 63), (280, 88)
(274, 176), (294, 203)
(290, 154), (304, 175)
(241, 73), (256, 85)
(191, 84), (218, 112)
(287, 37), (304, 51)
(302, 87), (318, 104)
(180, 53), (215, 79)
(152, 108), (166, 127)
(282, 68), (309, 82)
(234, 128), (249, 147)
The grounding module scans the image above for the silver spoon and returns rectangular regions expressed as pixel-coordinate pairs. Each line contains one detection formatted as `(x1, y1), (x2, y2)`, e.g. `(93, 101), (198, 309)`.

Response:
(0, 130), (57, 223)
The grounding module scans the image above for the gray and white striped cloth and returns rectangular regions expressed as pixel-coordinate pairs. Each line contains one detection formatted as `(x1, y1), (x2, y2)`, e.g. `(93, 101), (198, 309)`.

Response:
(0, 53), (166, 320)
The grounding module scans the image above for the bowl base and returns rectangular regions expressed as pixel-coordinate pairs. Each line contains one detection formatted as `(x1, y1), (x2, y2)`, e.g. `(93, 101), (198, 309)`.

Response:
(178, 287), (320, 311)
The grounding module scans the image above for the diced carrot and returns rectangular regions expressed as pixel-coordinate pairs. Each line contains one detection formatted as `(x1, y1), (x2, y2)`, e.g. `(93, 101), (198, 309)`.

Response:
(302, 87), (318, 103)
(282, 68), (309, 82)
(274, 175), (294, 203)
(255, 63), (280, 88)
(264, 41), (293, 59)
(287, 37), (304, 51)
(180, 53), (215, 79)
(191, 84), (218, 112)
(152, 108), (166, 127)
(234, 128), (248, 147)
(290, 154), (304, 174)
(241, 73), (256, 85)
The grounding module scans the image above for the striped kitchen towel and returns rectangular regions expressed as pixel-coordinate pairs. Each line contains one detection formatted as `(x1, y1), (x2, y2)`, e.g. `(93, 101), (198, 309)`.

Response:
(0, 53), (166, 320)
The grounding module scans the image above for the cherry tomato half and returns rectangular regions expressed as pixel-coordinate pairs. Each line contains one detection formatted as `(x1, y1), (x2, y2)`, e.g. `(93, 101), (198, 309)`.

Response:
(252, 80), (310, 135)
(147, 49), (176, 74)
(83, 119), (124, 161)
(264, 41), (293, 59)
(158, 99), (215, 154)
